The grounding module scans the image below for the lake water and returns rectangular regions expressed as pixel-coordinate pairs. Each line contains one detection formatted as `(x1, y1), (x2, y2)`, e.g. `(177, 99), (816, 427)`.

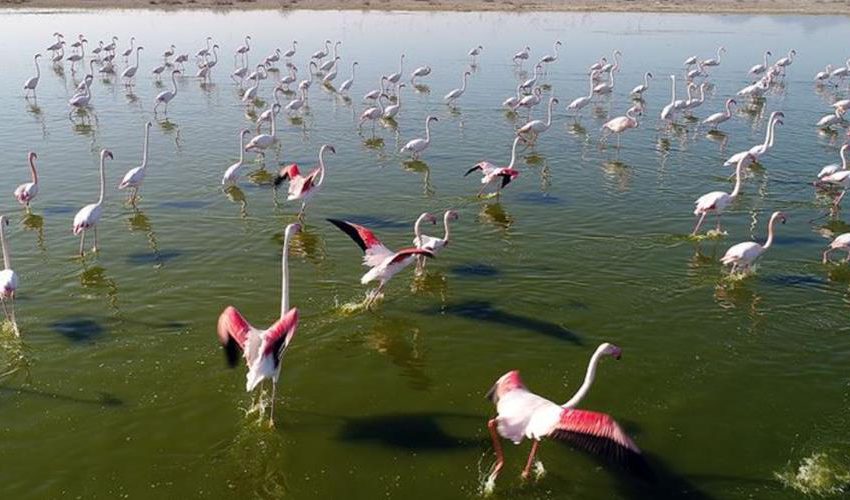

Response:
(1, 7), (849, 499)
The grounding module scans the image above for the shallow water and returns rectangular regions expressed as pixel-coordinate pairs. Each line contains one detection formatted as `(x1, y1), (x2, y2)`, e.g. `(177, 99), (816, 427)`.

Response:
(1, 8), (850, 499)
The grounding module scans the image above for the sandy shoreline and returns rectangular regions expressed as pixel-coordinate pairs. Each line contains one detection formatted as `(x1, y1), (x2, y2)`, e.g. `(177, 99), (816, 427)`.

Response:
(2, 0), (850, 15)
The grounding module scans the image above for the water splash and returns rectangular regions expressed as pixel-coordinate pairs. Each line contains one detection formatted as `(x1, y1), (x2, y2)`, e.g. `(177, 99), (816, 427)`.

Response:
(775, 452), (850, 496)
(532, 460), (546, 480)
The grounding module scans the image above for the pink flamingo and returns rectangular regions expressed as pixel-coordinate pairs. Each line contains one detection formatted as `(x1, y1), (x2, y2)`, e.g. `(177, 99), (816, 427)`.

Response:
(273, 144), (336, 218)
(485, 343), (644, 486)
(721, 211), (787, 274)
(601, 105), (641, 148)
(692, 154), (749, 235)
(14, 152), (39, 212)
(73, 149), (112, 256)
(823, 233), (850, 263)
(817, 144), (849, 180)
(217, 223), (301, 426)
(0, 216), (20, 336)
(327, 218), (434, 308)
(465, 136), (522, 197)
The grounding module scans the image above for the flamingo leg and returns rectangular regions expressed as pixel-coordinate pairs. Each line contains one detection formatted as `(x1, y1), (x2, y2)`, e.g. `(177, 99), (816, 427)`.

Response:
(845, 249), (850, 263)
(521, 440), (541, 479)
(823, 248), (832, 264)
(487, 418), (505, 483)
(79, 230), (86, 257)
(7, 295), (18, 337)
(715, 212), (722, 231)
(1, 299), (10, 328)
(477, 184), (488, 197)
(835, 189), (847, 208)
(93, 226), (99, 253)
(692, 211), (707, 235)
(268, 381), (278, 428)
(298, 202), (306, 219)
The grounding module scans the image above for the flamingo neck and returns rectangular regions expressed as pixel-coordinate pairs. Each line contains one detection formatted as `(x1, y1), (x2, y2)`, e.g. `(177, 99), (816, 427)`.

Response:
(553, 42), (559, 57)
(0, 222), (9, 270)
(442, 212), (453, 243)
(424, 118), (432, 143)
(644, 73), (650, 86)
(141, 126), (150, 168)
(28, 154), (38, 184)
(562, 346), (606, 408)
(316, 147), (328, 187)
(270, 105), (277, 136)
(414, 213), (429, 239)
(460, 73), (468, 92)
(545, 100), (554, 127)
(725, 100), (733, 116)
(35, 57), (40, 78)
(507, 138), (520, 169)
(761, 118), (773, 148)
(612, 51), (620, 71)
(96, 154), (107, 206)
(841, 146), (849, 171)
(764, 214), (779, 249)
(398, 55), (404, 73)
(767, 117), (778, 148)
(587, 74), (594, 97)
(281, 229), (292, 315)
(171, 72), (178, 95)
(730, 160), (744, 198)
(238, 133), (246, 163)
(351, 63), (356, 78)
(608, 70), (615, 86)
(670, 76), (676, 104)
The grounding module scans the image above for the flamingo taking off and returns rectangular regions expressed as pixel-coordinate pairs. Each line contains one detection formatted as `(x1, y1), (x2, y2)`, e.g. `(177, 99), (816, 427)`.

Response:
(273, 144), (336, 218)
(326, 218), (434, 308)
(721, 211), (787, 274)
(73, 149), (113, 256)
(465, 136), (522, 197)
(14, 152), (39, 212)
(484, 343), (646, 486)
(217, 223), (301, 426)
(0, 216), (20, 336)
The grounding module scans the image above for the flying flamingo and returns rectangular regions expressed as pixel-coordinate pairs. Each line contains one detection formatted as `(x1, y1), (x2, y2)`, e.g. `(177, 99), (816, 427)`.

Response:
(400, 115), (438, 160)
(692, 154), (750, 235)
(517, 97), (559, 144)
(154, 70), (180, 116)
(273, 144), (336, 218)
(629, 72), (652, 98)
(702, 98), (737, 130)
(816, 144), (849, 180)
(73, 149), (113, 257)
(721, 211), (787, 274)
(222, 130), (251, 185)
(444, 71), (471, 106)
(724, 111), (783, 167)
(326, 218), (435, 308)
(749, 50), (772, 76)
(118, 122), (153, 204)
(0, 216), (19, 336)
(217, 222), (301, 427)
(484, 343), (644, 486)
(14, 152), (39, 212)
(567, 71), (597, 117)
(23, 54), (41, 99)
(245, 105), (280, 156)
(823, 233), (850, 263)
(465, 136), (522, 197)
(601, 105), (641, 148)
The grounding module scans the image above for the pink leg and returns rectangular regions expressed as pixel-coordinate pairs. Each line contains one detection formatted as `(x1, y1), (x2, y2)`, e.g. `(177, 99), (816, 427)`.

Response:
(692, 212), (707, 235)
(268, 381), (278, 428)
(835, 189), (847, 208)
(823, 248), (832, 264)
(79, 230), (86, 257)
(521, 440), (541, 479)
(487, 419), (505, 483)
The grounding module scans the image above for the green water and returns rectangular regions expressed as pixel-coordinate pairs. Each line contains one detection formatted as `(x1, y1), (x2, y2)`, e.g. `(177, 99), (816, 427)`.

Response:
(1, 8), (850, 499)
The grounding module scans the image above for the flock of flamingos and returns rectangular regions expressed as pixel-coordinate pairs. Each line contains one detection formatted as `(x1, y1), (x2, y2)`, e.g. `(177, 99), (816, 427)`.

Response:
(3, 30), (850, 489)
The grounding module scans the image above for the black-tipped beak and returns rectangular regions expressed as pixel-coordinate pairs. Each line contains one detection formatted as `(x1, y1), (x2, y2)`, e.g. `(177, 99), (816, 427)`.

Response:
(329, 146), (337, 154)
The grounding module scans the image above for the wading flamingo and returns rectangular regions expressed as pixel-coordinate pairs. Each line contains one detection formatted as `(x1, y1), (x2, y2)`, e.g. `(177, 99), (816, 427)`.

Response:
(538, 40), (562, 65)
(400, 115), (438, 159)
(823, 233), (850, 263)
(629, 72), (652, 97)
(154, 70), (180, 116)
(469, 45), (484, 63)
(724, 111), (783, 166)
(517, 97), (559, 144)
(817, 108), (846, 130)
(358, 95), (386, 132)
(815, 65), (833, 82)
(311, 40), (331, 61)
(410, 64), (431, 84)
(721, 211), (787, 274)
(382, 83), (405, 119)
(601, 105), (641, 148)
(274, 144), (336, 218)
(465, 136), (522, 197)
(444, 71), (471, 106)
(0, 216), (19, 336)
(118, 122), (153, 204)
(235, 35), (251, 65)
(217, 222), (301, 427)
(660, 75), (677, 122)
(485, 343), (644, 486)
(567, 71), (597, 117)
(816, 144), (849, 180)
(222, 130), (251, 185)
(339, 61), (358, 93)
(121, 36), (135, 61)
(326, 218), (434, 308)
(702, 46), (726, 67)
(386, 54), (405, 86)
(817, 167), (850, 208)
(775, 49), (796, 73)
(749, 50), (772, 76)
(245, 105), (280, 156)
(14, 152), (39, 212)
(73, 149), (113, 256)
(520, 64), (543, 91)
(512, 46), (530, 65)
(68, 81), (92, 119)
(503, 83), (523, 110)
(23, 54), (41, 99)
(283, 40), (297, 59)
(121, 46), (143, 86)
(702, 98), (736, 130)
(692, 154), (749, 235)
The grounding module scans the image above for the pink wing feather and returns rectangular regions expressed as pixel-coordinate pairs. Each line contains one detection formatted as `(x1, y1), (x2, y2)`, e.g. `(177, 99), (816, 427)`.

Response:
(217, 306), (253, 367)
(327, 219), (393, 268)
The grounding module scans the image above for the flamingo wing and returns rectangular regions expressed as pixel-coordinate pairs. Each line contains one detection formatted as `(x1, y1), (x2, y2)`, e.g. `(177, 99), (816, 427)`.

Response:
(217, 306), (253, 367)
(327, 219), (393, 268)
(550, 408), (650, 477)
(499, 168), (520, 188)
(388, 247), (434, 265)
(262, 308), (299, 366)
(274, 163), (301, 187)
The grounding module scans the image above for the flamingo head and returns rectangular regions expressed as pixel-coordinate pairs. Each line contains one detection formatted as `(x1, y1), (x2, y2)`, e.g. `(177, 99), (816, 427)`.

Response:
(102, 149), (114, 161)
(28, 151), (37, 162)
(284, 223), (302, 240)
(323, 144), (336, 155)
(597, 342), (623, 360)
(555, 40), (562, 46)
(646, 72), (653, 79)
(0, 215), (8, 228)
(728, 98), (737, 107)
(486, 370), (525, 404)
(34, 53), (42, 60)
(427, 115), (438, 124)
(766, 51), (772, 56)
(772, 211), (788, 225)
(445, 210), (459, 222)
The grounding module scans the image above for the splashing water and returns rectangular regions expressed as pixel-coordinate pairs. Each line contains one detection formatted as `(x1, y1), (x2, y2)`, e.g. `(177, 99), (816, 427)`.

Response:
(775, 453), (850, 496)
(532, 460), (546, 480)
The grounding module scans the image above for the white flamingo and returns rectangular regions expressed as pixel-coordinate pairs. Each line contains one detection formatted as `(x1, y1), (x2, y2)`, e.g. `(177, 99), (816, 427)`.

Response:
(246, 105), (280, 155)
(400, 115), (437, 160)
(721, 211), (786, 274)
(517, 97), (558, 144)
(692, 154), (749, 235)
(601, 105), (641, 148)
(0, 215), (19, 336)
(702, 46), (726, 67)
(154, 70), (180, 116)
(629, 72), (652, 97)
(22, 54), (41, 99)
(14, 152), (39, 212)
(444, 71), (471, 105)
(121, 46), (144, 86)
(724, 111), (784, 166)
(222, 130), (251, 185)
(118, 122), (153, 204)
(702, 98), (737, 130)
(816, 144), (849, 180)
(410, 64), (431, 84)
(338, 61), (358, 93)
(567, 71), (597, 117)
(749, 50), (772, 76)
(538, 40), (562, 65)
(382, 84), (405, 119)
(660, 75), (678, 121)
(73, 149), (113, 256)
(823, 232), (850, 263)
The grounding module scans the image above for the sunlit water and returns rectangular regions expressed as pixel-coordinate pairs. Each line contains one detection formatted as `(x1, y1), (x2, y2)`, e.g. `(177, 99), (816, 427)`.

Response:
(1, 8), (849, 499)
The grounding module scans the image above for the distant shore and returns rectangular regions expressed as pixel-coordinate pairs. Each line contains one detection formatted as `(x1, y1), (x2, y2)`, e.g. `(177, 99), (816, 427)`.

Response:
(3, 0), (850, 15)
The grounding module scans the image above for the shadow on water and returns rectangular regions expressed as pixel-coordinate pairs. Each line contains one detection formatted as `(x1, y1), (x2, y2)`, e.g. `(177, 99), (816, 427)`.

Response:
(606, 450), (716, 500)
(158, 200), (212, 210)
(449, 263), (501, 278)
(366, 315), (432, 390)
(420, 300), (581, 345)
(49, 316), (105, 343)
(126, 250), (183, 266)
(762, 274), (827, 289)
(0, 385), (123, 407)
(336, 411), (481, 451)
(516, 192), (563, 205)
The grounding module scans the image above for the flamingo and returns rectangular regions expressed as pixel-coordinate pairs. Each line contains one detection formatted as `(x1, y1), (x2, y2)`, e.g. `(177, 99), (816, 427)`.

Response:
(91, 41), (104, 60)
(282, 40), (297, 59)
(386, 54), (405, 86)
(284, 87), (306, 116)
(516, 87), (543, 113)
(465, 136), (522, 197)
(66, 38), (86, 72)
(600, 50), (622, 73)
(830, 60), (850, 83)
(121, 36), (136, 61)
(832, 99), (850, 111)
(444, 71), (471, 105)
(520, 64), (543, 91)
(121, 46), (143, 86)
(322, 58), (341, 86)
(601, 105), (641, 148)
(721, 211), (787, 274)
(816, 144), (849, 180)
(311, 40), (331, 61)
(414, 210), (458, 256)
(118, 122), (153, 204)
(749, 50), (772, 76)
(51, 45), (65, 64)
(163, 44), (175, 62)
(823, 233), (850, 263)
(589, 57), (606, 72)
(517, 97), (558, 144)
(326, 218), (434, 308)
(538, 40), (562, 65)
(410, 64), (431, 84)
(257, 88), (285, 132)
(217, 222), (301, 427)
(0, 215), (19, 336)
(14, 152), (39, 212)
(629, 72), (652, 97)
(512, 46), (530, 65)
(23, 54), (41, 99)
(485, 343), (644, 486)
(660, 75), (677, 121)
(68, 80), (92, 118)
(692, 154), (749, 235)
(73, 149), (113, 256)
(200, 44), (219, 71)
(273, 144), (336, 218)
(702, 46), (726, 67)
(502, 83), (523, 110)
(46, 32), (64, 52)
(242, 65), (264, 105)
(363, 76), (388, 102)
(174, 53), (189, 69)
(815, 65), (834, 82)
(222, 130), (251, 185)
(469, 45), (484, 63)
(103, 36), (118, 54)
(702, 98), (737, 130)
(264, 48), (281, 68)
(245, 104), (280, 156)
(235, 36), (251, 65)
(567, 71), (597, 117)
(358, 95), (386, 132)
(775, 49), (796, 73)
(817, 108), (847, 130)
(683, 82), (707, 112)
(724, 111), (783, 166)
(338, 61), (358, 93)
(684, 55), (698, 67)
(152, 63), (167, 80)
(382, 84), (405, 119)
(400, 115), (438, 160)
(737, 78), (769, 100)
(593, 69), (615, 95)
(154, 70), (180, 116)
(817, 164), (850, 208)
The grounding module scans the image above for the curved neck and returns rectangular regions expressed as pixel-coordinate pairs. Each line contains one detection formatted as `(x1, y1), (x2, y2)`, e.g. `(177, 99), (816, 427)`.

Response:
(96, 154), (107, 206)
(764, 214), (779, 249)
(761, 118), (773, 147)
(644, 73), (650, 86)
(841, 147), (849, 170)
(562, 347), (606, 408)
(508, 137), (520, 169)
(553, 42), (560, 57)
(316, 147), (328, 186)
(28, 154), (38, 184)
(424, 118), (432, 143)
(442, 212), (453, 242)
(608, 70), (615, 85)
(670, 76), (676, 103)
(0, 222), (9, 270)
(270, 106), (277, 136)
(460, 73), (468, 92)
(141, 126), (150, 168)
(281, 230), (292, 315)
(725, 100), (733, 116)
(351, 63), (356, 78)
(717, 47), (723, 60)
(171, 72), (178, 94)
(763, 52), (769, 66)
(545, 100), (555, 126)
(767, 118), (778, 148)
(612, 51), (620, 70)
(587, 74), (595, 96)
(134, 48), (140, 66)
(730, 161), (744, 197)
(398, 55), (403, 73)
(414, 214), (428, 238)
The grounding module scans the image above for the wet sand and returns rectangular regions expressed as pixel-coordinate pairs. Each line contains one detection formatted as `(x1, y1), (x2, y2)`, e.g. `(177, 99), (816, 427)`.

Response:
(2, 0), (850, 15)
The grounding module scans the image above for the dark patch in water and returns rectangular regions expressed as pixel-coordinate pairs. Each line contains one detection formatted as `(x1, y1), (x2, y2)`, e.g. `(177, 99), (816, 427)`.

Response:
(516, 192), (563, 205)
(158, 200), (211, 210)
(422, 300), (581, 345)
(126, 250), (183, 265)
(763, 274), (826, 288)
(41, 206), (76, 215)
(0, 385), (123, 407)
(773, 235), (822, 246)
(449, 263), (500, 278)
(331, 215), (408, 229)
(336, 412), (480, 450)
(50, 317), (105, 343)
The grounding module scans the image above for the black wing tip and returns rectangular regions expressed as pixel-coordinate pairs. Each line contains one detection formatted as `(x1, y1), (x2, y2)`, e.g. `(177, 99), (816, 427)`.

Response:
(222, 337), (241, 368)
(326, 218), (368, 252)
(273, 175), (286, 187)
(464, 165), (480, 177)
(553, 431), (655, 481)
